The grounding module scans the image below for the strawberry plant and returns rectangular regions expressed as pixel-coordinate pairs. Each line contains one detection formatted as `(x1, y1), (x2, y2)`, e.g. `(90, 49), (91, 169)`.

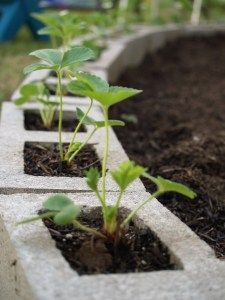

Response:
(33, 11), (88, 48)
(23, 47), (94, 161)
(20, 161), (196, 240)
(15, 82), (58, 129)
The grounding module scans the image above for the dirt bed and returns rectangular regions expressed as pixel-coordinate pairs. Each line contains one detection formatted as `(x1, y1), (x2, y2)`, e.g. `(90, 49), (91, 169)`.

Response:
(110, 34), (225, 259)
(44, 207), (175, 275)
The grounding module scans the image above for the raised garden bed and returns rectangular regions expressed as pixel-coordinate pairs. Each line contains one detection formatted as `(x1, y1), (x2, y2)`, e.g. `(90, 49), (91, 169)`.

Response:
(110, 33), (225, 259)
(1, 24), (225, 300)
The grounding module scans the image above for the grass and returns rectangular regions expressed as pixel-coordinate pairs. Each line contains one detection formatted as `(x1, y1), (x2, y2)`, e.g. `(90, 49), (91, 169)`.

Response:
(0, 27), (50, 101)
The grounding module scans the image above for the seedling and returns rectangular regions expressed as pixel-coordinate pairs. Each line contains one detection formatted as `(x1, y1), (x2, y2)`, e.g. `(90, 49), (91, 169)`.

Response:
(121, 113), (138, 124)
(67, 72), (140, 173)
(19, 161), (196, 241)
(24, 47), (95, 161)
(15, 83), (58, 129)
(33, 11), (87, 48)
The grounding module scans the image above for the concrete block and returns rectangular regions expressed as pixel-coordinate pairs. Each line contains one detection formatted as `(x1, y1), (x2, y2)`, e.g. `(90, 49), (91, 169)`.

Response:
(0, 102), (145, 194)
(0, 192), (224, 300)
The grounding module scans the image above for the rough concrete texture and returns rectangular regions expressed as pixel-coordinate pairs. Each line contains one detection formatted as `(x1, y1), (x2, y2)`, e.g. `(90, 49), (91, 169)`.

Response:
(0, 192), (224, 300)
(0, 102), (145, 194)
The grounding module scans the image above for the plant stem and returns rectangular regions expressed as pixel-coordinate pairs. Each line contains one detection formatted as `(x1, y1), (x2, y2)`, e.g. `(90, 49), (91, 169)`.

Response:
(115, 189), (124, 211)
(57, 70), (64, 161)
(68, 127), (97, 163)
(101, 106), (109, 203)
(72, 220), (107, 239)
(65, 99), (93, 161)
(121, 190), (161, 228)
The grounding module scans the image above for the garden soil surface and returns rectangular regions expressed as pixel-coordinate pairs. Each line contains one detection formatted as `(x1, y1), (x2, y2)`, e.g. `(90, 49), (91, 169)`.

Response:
(24, 111), (85, 132)
(44, 208), (175, 275)
(24, 142), (101, 177)
(110, 34), (225, 259)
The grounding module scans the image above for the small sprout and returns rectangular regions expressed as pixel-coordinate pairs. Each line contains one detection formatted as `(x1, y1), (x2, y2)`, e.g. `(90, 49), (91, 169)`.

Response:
(33, 11), (89, 48)
(15, 83), (58, 129)
(85, 167), (100, 191)
(23, 48), (95, 162)
(111, 161), (146, 191)
(121, 113), (138, 124)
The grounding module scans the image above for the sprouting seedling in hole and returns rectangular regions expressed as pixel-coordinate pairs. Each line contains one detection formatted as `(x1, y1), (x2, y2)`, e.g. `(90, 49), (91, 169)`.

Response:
(19, 160), (196, 241)
(15, 83), (58, 129)
(33, 11), (88, 48)
(23, 47), (95, 161)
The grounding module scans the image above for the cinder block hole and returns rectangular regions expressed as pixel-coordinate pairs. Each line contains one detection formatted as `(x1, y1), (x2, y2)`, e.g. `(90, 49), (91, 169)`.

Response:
(24, 109), (86, 132)
(24, 142), (101, 177)
(42, 206), (183, 275)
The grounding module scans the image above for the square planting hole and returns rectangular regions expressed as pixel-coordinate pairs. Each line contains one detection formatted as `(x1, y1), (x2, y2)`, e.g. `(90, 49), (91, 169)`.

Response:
(43, 206), (181, 275)
(24, 142), (101, 177)
(24, 110), (86, 132)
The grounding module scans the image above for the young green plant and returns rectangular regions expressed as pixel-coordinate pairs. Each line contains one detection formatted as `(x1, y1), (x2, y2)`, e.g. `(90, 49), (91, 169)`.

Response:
(24, 47), (95, 161)
(19, 161), (196, 241)
(15, 82), (58, 129)
(33, 11), (88, 48)
(67, 72), (141, 201)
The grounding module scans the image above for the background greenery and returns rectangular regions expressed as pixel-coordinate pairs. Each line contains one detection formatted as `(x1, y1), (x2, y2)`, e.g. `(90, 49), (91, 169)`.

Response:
(0, 0), (224, 101)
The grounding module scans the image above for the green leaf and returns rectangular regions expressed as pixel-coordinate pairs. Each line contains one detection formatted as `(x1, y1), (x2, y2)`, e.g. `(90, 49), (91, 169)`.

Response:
(54, 204), (81, 225)
(69, 142), (82, 153)
(61, 47), (95, 68)
(43, 194), (73, 211)
(104, 86), (142, 107)
(38, 26), (63, 38)
(75, 72), (109, 92)
(85, 167), (100, 191)
(76, 108), (124, 128)
(95, 120), (125, 128)
(15, 83), (52, 106)
(32, 12), (61, 27)
(30, 49), (63, 66)
(67, 80), (92, 97)
(76, 107), (96, 125)
(15, 97), (29, 106)
(23, 63), (50, 75)
(20, 83), (40, 97)
(111, 161), (146, 191)
(143, 173), (197, 199)
(17, 211), (56, 225)
(67, 74), (142, 108)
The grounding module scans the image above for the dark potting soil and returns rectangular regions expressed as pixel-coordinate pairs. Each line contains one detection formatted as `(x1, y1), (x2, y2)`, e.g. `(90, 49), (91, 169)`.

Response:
(44, 207), (176, 275)
(24, 111), (85, 132)
(110, 34), (225, 259)
(24, 142), (101, 177)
